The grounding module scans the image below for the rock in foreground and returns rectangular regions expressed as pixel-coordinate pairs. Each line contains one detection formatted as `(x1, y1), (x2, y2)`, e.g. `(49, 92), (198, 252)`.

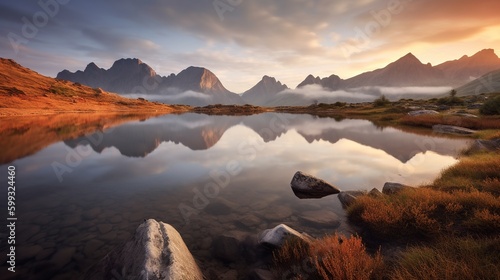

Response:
(259, 224), (313, 248)
(382, 182), (412, 195)
(84, 219), (203, 280)
(290, 171), (341, 198)
(338, 191), (366, 208)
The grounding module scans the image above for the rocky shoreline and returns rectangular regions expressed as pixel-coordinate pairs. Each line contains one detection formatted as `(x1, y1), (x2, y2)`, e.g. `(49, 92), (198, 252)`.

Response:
(82, 172), (412, 280)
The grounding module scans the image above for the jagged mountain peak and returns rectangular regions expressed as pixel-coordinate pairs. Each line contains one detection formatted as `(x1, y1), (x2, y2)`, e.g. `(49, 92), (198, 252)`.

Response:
(392, 52), (424, 65)
(112, 58), (143, 66)
(84, 62), (101, 72)
(469, 48), (498, 62)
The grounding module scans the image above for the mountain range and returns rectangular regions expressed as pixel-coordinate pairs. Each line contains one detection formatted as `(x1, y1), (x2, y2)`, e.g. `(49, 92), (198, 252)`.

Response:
(53, 48), (500, 106)
(58, 59), (243, 106)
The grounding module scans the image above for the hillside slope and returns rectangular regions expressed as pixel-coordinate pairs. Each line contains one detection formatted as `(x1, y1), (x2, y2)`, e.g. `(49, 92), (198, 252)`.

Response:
(0, 58), (184, 116)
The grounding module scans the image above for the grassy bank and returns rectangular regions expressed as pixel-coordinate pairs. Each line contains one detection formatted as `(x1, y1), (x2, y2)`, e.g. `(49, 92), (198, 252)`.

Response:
(272, 102), (500, 279)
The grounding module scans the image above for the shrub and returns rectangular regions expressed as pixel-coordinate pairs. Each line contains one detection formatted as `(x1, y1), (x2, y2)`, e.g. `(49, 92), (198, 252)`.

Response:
(480, 95), (500, 115)
(374, 95), (390, 107)
(348, 187), (500, 240)
(273, 234), (384, 280)
(390, 237), (500, 280)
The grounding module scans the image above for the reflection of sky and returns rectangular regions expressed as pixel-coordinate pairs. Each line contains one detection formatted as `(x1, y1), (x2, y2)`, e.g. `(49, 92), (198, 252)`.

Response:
(11, 118), (460, 194)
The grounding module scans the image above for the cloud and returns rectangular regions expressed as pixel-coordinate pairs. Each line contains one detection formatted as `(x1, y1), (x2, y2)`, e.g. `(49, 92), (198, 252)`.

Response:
(122, 90), (212, 104)
(279, 84), (451, 103)
(0, 0), (498, 92)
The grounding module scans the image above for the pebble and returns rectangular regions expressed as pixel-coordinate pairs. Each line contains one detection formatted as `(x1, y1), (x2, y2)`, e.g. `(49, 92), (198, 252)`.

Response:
(97, 224), (112, 234)
(82, 207), (101, 220)
(84, 240), (104, 257)
(261, 206), (293, 221)
(50, 247), (76, 270)
(36, 248), (55, 261)
(239, 214), (262, 228)
(18, 245), (43, 262)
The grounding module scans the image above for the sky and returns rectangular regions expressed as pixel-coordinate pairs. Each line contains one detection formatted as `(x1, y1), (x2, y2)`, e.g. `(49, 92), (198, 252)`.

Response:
(1, 0), (499, 93)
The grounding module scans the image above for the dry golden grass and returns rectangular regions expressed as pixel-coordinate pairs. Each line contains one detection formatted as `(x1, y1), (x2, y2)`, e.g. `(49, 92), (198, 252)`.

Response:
(348, 188), (500, 239)
(390, 237), (500, 280)
(432, 152), (500, 195)
(400, 114), (500, 130)
(273, 234), (384, 280)
(0, 58), (188, 116)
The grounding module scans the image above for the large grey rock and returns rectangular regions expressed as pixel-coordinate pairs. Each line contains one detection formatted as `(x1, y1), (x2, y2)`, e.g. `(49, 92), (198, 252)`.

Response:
(337, 191), (366, 208)
(368, 188), (384, 198)
(382, 182), (412, 195)
(432, 124), (476, 135)
(290, 171), (340, 198)
(468, 138), (500, 152)
(408, 110), (439, 116)
(84, 219), (203, 280)
(258, 224), (313, 248)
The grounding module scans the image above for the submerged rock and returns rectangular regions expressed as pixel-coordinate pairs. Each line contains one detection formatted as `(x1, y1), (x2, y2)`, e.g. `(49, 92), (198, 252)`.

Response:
(258, 224), (313, 248)
(298, 210), (340, 228)
(211, 233), (246, 263)
(337, 191), (366, 208)
(382, 182), (412, 195)
(290, 171), (340, 198)
(432, 124), (476, 135)
(84, 219), (203, 280)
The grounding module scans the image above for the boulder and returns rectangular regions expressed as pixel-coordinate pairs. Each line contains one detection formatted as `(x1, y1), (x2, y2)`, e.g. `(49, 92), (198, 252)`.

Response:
(368, 188), (384, 198)
(337, 191), (366, 208)
(382, 182), (412, 195)
(432, 124), (476, 135)
(258, 224), (313, 248)
(290, 171), (340, 198)
(408, 110), (439, 116)
(468, 138), (500, 153)
(84, 219), (203, 280)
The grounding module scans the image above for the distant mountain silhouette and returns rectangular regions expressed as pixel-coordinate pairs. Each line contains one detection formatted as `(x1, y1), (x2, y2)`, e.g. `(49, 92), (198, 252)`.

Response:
(436, 49), (500, 86)
(57, 59), (243, 106)
(297, 74), (343, 90)
(56, 49), (499, 106)
(294, 49), (500, 90)
(64, 113), (469, 163)
(343, 53), (446, 87)
(455, 68), (500, 96)
(241, 76), (288, 105)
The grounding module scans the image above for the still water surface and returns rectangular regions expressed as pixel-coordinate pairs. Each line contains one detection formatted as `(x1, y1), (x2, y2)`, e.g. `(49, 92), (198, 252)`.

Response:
(0, 113), (470, 279)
